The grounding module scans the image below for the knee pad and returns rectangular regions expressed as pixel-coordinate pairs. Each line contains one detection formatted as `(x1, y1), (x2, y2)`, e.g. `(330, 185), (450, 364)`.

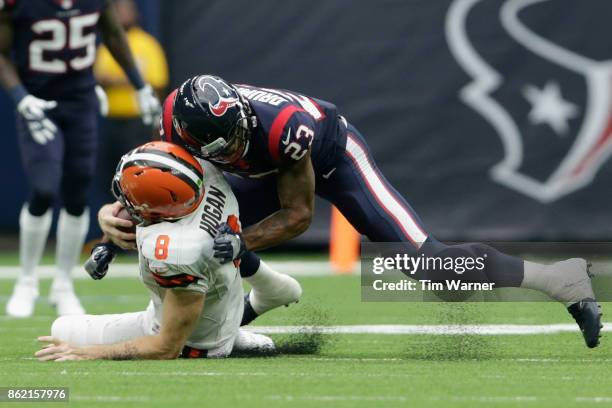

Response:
(61, 175), (92, 216)
(28, 191), (55, 216)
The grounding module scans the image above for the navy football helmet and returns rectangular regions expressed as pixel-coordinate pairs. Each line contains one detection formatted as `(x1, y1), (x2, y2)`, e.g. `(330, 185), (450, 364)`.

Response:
(172, 75), (256, 164)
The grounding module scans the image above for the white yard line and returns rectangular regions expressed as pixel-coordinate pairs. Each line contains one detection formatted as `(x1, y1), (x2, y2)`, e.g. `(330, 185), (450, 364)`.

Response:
(0, 261), (347, 279)
(246, 323), (612, 335)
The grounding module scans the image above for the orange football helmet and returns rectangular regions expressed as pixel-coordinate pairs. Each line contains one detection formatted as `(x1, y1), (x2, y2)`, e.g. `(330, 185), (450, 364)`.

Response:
(112, 141), (205, 224)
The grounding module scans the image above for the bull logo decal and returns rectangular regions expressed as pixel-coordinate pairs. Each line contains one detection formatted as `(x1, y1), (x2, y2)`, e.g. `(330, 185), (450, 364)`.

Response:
(446, 0), (612, 202)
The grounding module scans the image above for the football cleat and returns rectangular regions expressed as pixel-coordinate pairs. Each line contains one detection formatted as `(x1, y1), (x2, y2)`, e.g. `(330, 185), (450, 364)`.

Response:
(84, 243), (118, 280)
(568, 299), (603, 348)
(5, 276), (38, 318)
(241, 273), (302, 326)
(543, 258), (602, 348)
(49, 280), (85, 316)
(233, 329), (276, 355)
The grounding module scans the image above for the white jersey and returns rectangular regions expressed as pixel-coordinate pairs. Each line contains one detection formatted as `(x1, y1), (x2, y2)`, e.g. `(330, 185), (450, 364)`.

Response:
(136, 160), (243, 355)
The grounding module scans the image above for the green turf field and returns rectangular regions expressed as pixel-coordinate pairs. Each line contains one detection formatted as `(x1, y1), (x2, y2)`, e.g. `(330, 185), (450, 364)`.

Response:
(1, 256), (611, 408)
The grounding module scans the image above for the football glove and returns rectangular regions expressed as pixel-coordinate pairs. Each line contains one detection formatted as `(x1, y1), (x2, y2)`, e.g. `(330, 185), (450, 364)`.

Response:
(84, 243), (118, 280)
(95, 85), (109, 117)
(213, 222), (247, 264)
(16, 95), (57, 145)
(137, 84), (162, 126)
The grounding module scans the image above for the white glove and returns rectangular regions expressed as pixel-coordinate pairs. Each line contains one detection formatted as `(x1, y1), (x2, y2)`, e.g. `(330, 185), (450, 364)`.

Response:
(137, 84), (161, 126)
(95, 85), (109, 117)
(17, 95), (58, 145)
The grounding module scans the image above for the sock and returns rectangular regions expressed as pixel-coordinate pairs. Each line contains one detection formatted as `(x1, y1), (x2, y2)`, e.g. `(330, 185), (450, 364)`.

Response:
(55, 208), (89, 286)
(19, 205), (52, 282)
(239, 251), (261, 277)
(521, 259), (595, 305)
(521, 260), (552, 292)
(422, 243), (525, 287)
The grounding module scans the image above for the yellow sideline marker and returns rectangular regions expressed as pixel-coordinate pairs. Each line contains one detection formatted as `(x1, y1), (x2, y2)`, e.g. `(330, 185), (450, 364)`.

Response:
(330, 207), (359, 274)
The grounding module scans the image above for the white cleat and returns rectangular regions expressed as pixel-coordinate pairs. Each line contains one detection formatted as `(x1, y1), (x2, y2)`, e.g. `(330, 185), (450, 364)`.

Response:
(233, 329), (276, 355)
(543, 258), (595, 305)
(250, 273), (302, 315)
(5, 277), (39, 318)
(49, 280), (85, 316)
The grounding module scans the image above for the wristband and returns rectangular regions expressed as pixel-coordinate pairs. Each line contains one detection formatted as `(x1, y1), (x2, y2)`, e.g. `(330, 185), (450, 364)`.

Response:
(125, 67), (145, 90)
(8, 85), (28, 104)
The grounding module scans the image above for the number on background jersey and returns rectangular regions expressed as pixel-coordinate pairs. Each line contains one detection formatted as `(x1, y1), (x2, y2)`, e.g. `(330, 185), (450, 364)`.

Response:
(155, 235), (170, 260)
(29, 13), (100, 73)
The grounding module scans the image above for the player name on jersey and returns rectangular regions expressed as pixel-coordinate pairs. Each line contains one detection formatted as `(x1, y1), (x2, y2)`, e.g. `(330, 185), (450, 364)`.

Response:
(199, 185), (227, 238)
(236, 87), (286, 106)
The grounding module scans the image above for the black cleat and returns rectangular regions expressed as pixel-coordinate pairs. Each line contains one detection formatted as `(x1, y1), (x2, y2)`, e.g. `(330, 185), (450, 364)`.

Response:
(240, 292), (259, 326)
(567, 298), (603, 348)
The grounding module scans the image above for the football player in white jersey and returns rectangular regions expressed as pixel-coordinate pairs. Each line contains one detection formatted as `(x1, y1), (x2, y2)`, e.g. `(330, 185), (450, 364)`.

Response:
(35, 142), (297, 361)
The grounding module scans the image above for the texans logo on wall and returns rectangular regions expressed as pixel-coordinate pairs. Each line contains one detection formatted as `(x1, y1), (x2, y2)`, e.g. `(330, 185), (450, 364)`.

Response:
(447, 0), (612, 203)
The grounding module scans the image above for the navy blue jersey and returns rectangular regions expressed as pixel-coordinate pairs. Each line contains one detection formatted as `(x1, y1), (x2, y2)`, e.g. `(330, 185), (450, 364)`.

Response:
(161, 84), (347, 178)
(2, 0), (106, 98)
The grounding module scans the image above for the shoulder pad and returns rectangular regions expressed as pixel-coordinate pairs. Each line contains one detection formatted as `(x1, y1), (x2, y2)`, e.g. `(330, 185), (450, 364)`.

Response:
(160, 88), (178, 142)
(137, 220), (208, 266)
(268, 108), (315, 164)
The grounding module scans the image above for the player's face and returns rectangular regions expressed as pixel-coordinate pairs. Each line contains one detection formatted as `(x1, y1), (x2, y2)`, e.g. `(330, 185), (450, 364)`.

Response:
(208, 126), (248, 165)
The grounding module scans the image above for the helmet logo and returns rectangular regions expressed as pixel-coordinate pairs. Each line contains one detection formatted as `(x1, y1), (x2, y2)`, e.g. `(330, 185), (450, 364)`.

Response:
(196, 76), (240, 117)
(209, 96), (239, 117)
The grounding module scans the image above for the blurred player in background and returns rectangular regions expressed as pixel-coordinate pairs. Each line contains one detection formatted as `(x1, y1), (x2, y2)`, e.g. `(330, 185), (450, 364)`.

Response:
(100, 75), (601, 347)
(0, 0), (161, 318)
(36, 142), (278, 360)
(95, 0), (168, 201)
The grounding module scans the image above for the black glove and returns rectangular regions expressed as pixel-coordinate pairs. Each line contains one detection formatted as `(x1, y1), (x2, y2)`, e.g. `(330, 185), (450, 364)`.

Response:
(213, 222), (246, 264)
(85, 243), (118, 280)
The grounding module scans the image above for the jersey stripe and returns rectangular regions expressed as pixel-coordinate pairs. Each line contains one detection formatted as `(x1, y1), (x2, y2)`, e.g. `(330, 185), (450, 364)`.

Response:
(162, 89), (178, 142)
(268, 105), (305, 162)
(345, 134), (428, 247)
(137, 148), (204, 180)
(126, 153), (202, 187)
(151, 271), (198, 288)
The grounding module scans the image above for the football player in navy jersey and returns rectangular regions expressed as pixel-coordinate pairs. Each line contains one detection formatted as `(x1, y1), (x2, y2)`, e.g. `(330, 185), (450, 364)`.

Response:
(98, 75), (602, 348)
(0, 0), (161, 318)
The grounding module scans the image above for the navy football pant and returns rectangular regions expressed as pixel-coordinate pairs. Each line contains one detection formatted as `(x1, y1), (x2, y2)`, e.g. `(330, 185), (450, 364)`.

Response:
(229, 123), (524, 287)
(17, 91), (98, 216)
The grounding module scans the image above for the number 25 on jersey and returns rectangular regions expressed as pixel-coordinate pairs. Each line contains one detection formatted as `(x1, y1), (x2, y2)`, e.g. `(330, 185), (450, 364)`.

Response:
(30, 13), (99, 73)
